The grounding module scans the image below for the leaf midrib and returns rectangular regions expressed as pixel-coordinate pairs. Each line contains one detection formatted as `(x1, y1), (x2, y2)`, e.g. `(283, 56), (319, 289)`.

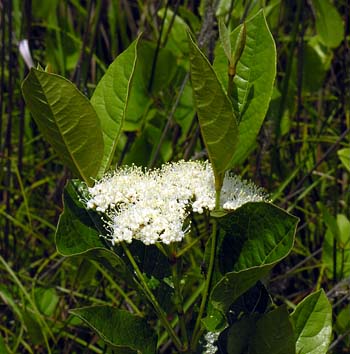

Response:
(34, 71), (88, 181)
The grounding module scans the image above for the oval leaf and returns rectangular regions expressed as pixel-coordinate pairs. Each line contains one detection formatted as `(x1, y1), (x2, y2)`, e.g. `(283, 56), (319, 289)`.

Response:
(290, 289), (332, 354)
(55, 180), (106, 256)
(213, 10), (276, 165)
(338, 148), (350, 172)
(211, 202), (298, 313)
(226, 305), (295, 354)
(22, 69), (103, 184)
(188, 32), (238, 177)
(55, 180), (135, 284)
(71, 306), (157, 354)
(91, 35), (140, 176)
(312, 0), (344, 48)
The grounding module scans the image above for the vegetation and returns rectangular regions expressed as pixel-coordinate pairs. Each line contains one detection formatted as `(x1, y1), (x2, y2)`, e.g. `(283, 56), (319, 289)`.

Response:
(0, 1), (349, 353)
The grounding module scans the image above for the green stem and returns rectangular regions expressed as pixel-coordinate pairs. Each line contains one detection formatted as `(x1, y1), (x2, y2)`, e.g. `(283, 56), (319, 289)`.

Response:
(190, 176), (222, 351)
(94, 262), (142, 316)
(170, 249), (189, 350)
(190, 219), (218, 351)
(158, 282), (204, 347)
(121, 243), (183, 351)
(227, 66), (235, 99)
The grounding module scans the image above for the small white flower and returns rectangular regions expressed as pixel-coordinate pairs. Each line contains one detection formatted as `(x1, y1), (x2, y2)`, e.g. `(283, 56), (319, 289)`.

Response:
(203, 331), (219, 354)
(85, 160), (267, 245)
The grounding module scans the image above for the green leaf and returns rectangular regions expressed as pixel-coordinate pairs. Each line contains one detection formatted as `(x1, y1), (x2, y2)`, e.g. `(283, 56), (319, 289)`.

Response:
(22, 68), (103, 185)
(23, 309), (46, 345)
(91, 35), (140, 176)
(218, 17), (232, 63)
(71, 306), (157, 354)
(55, 180), (106, 255)
(202, 303), (227, 332)
(35, 288), (59, 316)
(338, 148), (350, 172)
(203, 281), (269, 333)
(231, 23), (246, 69)
(218, 203), (298, 272)
(337, 214), (350, 246)
(158, 8), (189, 60)
(252, 306), (295, 354)
(213, 10), (276, 165)
(318, 202), (341, 242)
(211, 202), (298, 313)
(322, 227), (350, 279)
(211, 267), (272, 315)
(335, 304), (350, 334)
(334, 304), (350, 348)
(226, 281), (270, 321)
(124, 42), (178, 131)
(296, 38), (331, 93)
(55, 181), (134, 282)
(291, 289), (332, 354)
(225, 315), (256, 353)
(225, 306), (295, 354)
(312, 0), (343, 48)
(322, 214), (350, 279)
(188, 32), (238, 178)
(0, 334), (10, 354)
(128, 241), (171, 279)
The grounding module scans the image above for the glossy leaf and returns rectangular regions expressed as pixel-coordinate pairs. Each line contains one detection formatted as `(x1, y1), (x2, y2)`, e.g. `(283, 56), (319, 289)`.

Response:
(188, 32), (238, 178)
(338, 148), (350, 172)
(291, 289), (332, 354)
(22, 68), (104, 184)
(55, 181), (135, 282)
(225, 306), (295, 354)
(55, 180), (106, 255)
(71, 306), (157, 354)
(213, 10), (276, 165)
(211, 202), (298, 313)
(312, 0), (343, 48)
(91, 36), (140, 176)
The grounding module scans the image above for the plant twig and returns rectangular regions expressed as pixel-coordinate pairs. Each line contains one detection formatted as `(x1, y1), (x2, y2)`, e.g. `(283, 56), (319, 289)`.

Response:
(190, 218), (217, 351)
(121, 242), (183, 351)
(170, 248), (189, 350)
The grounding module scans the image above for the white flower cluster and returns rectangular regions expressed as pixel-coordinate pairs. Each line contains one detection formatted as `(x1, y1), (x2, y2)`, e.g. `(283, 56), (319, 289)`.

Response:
(203, 332), (219, 354)
(86, 160), (266, 245)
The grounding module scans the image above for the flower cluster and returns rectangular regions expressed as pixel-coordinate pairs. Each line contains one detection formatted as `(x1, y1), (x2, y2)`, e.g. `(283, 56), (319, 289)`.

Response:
(86, 160), (266, 245)
(203, 332), (219, 354)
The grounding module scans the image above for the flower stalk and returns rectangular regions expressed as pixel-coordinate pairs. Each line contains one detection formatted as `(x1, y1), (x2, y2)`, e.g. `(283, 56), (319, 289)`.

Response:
(169, 247), (189, 350)
(190, 218), (218, 351)
(121, 242), (183, 351)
